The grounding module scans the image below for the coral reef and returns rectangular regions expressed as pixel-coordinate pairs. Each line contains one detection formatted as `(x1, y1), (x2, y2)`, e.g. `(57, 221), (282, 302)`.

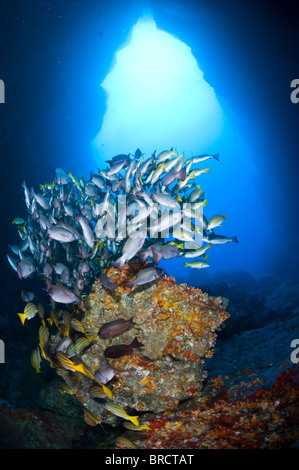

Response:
(50, 261), (229, 423)
(128, 365), (299, 449)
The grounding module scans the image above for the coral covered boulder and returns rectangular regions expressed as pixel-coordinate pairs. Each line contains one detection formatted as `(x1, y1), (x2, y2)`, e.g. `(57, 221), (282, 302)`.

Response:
(50, 261), (229, 424)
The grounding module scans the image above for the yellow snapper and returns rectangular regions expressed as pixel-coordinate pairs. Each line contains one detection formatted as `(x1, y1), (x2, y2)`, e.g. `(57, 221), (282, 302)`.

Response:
(18, 302), (38, 325)
(105, 401), (140, 427)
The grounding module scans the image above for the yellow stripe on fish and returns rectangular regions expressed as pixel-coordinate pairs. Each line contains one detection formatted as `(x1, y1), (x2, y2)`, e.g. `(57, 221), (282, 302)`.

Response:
(18, 302), (38, 325)
(30, 347), (41, 373)
(70, 318), (86, 334)
(84, 408), (104, 429)
(39, 325), (49, 359)
(56, 351), (87, 375)
(123, 421), (151, 431)
(37, 304), (46, 326)
(116, 436), (138, 449)
(66, 336), (93, 357)
(89, 385), (107, 399)
(58, 382), (75, 395)
(104, 401), (140, 427)
(94, 377), (113, 399)
(207, 213), (228, 230)
(63, 311), (71, 338)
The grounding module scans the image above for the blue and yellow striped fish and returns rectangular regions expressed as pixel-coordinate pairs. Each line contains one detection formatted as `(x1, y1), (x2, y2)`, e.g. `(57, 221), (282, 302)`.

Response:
(37, 304), (46, 326)
(123, 421), (151, 431)
(66, 336), (93, 357)
(39, 325), (49, 359)
(18, 302), (38, 325)
(104, 401), (140, 427)
(116, 436), (138, 449)
(30, 347), (41, 373)
(56, 351), (86, 374)
(93, 376), (113, 399)
(47, 309), (60, 330)
(63, 311), (71, 338)
(84, 408), (103, 429)
(207, 213), (228, 231)
(70, 318), (86, 334)
(89, 385), (107, 399)
(58, 382), (75, 395)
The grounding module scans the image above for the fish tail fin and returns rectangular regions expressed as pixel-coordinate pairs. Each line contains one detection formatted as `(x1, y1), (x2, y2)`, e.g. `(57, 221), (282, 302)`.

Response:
(177, 167), (186, 181)
(204, 254), (210, 260)
(141, 424), (151, 430)
(188, 170), (196, 179)
(151, 247), (162, 266)
(184, 262), (190, 268)
(131, 337), (144, 349)
(139, 252), (148, 264)
(213, 153), (220, 161)
(232, 236), (239, 243)
(17, 313), (26, 325)
(113, 255), (126, 272)
(223, 213), (228, 220)
(203, 198), (208, 207)
(130, 416), (140, 427)
(102, 384), (113, 399)
(204, 167), (211, 174)
(75, 364), (87, 375)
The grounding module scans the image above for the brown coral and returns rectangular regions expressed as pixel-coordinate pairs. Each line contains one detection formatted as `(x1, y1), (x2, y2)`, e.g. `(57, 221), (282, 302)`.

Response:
(50, 261), (229, 422)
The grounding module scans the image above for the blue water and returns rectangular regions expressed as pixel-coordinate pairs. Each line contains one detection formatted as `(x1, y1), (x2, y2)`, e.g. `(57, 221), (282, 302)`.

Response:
(0, 0), (299, 450)
(2, 0), (298, 286)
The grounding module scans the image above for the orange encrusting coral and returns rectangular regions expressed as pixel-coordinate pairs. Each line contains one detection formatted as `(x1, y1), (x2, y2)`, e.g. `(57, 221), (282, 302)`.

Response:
(137, 366), (299, 449)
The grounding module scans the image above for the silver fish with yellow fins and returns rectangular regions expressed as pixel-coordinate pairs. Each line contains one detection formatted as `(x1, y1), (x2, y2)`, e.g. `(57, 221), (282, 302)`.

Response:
(184, 260), (210, 269)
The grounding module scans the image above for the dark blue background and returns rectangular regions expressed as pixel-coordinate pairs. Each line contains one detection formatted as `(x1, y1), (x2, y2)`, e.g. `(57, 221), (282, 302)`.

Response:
(0, 0), (299, 303)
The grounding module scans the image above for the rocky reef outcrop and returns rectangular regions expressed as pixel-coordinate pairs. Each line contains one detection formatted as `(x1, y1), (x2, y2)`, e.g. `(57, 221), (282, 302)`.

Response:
(50, 261), (229, 425)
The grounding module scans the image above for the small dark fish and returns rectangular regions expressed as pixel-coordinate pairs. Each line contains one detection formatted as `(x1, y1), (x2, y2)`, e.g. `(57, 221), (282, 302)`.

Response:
(104, 337), (144, 358)
(99, 273), (117, 291)
(98, 317), (134, 339)
(105, 154), (130, 166)
(134, 148), (142, 159)
(21, 290), (35, 302)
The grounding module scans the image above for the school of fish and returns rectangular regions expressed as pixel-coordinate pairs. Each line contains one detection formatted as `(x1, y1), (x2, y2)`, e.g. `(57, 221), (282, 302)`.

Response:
(7, 147), (238, 436)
